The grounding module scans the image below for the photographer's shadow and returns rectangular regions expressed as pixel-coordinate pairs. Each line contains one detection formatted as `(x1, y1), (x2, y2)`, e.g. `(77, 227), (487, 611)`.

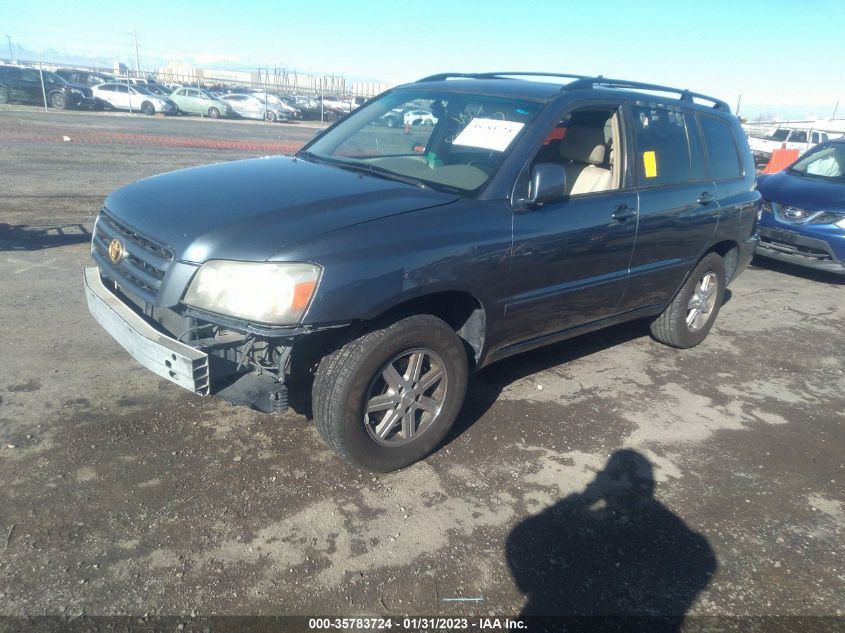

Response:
(506, 450), (716, 629)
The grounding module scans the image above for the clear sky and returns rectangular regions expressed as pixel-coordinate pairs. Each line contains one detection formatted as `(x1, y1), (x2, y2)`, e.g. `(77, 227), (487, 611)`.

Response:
(2, 0), (843, 119)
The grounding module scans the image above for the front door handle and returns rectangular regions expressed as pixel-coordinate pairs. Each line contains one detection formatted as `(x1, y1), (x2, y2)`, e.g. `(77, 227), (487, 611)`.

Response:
(698, 192), (715, 205)
(611, 204), (638, 222)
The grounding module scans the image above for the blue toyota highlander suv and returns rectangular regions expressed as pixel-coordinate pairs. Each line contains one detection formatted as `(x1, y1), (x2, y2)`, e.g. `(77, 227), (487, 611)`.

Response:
(84, 72), (760, 471)
(756, 138), (845, 275)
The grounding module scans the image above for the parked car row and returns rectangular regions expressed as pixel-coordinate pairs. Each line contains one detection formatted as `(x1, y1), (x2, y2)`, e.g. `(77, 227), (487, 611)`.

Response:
(0, 65), (367, 123)
(0, 65), (98, 110)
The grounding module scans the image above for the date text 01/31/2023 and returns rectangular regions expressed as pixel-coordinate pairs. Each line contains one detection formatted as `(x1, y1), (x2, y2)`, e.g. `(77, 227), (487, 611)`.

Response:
(307, 617), (526, 630)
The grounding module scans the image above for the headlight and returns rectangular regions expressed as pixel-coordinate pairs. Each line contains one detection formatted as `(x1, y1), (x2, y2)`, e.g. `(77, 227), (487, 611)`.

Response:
(836, 216), (845, 229)
(69, 88), (82, 96)
(183, 261), (321, 325)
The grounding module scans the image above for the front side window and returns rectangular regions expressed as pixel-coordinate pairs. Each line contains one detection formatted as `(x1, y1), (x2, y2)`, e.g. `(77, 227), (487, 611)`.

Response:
(699, 115), (742, 180)
(301, 89), (541, 195)
(525, 106), (622, 198)
(631, 104), (691, 186)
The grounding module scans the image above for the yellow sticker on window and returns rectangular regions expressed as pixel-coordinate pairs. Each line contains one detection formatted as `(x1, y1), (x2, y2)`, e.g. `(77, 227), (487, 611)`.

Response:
(643, 151), (657, 178)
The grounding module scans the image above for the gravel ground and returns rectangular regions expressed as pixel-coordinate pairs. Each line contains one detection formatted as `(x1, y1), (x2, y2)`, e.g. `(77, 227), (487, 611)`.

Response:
(0, 106), (843, 624)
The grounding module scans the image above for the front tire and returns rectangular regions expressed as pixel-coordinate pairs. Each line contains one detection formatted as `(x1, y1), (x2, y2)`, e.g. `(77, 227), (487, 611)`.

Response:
(313, 315), (468, 471)
(650, 252), (726, 348)
(140, 101), (155, 115)
(264, 110), (276, 122)
(49, 92), (67, 110)
(207, 107), (220, 119)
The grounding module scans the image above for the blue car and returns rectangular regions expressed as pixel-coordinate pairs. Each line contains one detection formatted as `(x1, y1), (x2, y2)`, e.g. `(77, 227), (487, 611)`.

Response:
(756, 138), (845, 274)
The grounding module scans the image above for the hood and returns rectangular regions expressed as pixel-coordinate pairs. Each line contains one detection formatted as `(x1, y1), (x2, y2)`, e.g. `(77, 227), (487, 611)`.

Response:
(104, 156), (459, 263)
(757, 170), (845, 211)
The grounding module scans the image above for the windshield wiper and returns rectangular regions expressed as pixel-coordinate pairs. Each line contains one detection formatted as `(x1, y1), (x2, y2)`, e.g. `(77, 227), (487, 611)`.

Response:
(297, 152), (429, 189)
(295, 150), (334, 164)
(339, 161), (430, 189)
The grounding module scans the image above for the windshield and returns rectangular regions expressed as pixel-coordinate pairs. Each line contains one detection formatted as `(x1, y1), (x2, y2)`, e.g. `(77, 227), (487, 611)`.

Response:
(300, 89), (541, 195)
(790, 143), (845, 181)
(199, 89), (218, 100)
(133, 85), (155, 96)
(768, 129), (790, 141)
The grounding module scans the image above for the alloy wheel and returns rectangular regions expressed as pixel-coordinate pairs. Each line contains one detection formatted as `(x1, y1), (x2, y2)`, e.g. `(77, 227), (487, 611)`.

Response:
(686, 271), (718, 331)
(364, 348), (447, 446)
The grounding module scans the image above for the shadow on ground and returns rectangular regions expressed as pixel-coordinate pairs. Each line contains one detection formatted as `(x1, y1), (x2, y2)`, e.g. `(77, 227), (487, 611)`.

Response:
(0, 222), (90, 250)
(442, 319), (652, 448)
(750, 255), (845, 285)
(506, 449), (717, 629)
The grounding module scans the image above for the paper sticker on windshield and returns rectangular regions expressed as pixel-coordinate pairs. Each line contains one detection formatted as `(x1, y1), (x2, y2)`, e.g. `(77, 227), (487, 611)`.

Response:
(453, 118), (525, 152)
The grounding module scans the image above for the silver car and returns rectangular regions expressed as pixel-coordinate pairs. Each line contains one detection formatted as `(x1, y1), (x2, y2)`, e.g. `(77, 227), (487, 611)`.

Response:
(220, 93), (290, 122)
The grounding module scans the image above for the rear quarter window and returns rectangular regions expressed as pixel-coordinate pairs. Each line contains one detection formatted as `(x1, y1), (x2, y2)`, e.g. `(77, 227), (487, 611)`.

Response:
(699, 115), (742, 180)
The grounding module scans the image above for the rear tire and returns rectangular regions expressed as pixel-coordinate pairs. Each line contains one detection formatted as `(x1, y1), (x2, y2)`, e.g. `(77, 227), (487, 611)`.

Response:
(264, 111), (276, 122)
(140, 101), (155, 115)
(650, 252), (726, 348)
(207, 107), (220, 119)
(313, 315), (468, 471)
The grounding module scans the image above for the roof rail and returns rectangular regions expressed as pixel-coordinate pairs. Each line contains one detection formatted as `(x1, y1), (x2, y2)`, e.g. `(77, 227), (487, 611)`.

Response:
(567, 76), (730, 112)
(416, 71), (592, 83)
(415, 72), (730, 112)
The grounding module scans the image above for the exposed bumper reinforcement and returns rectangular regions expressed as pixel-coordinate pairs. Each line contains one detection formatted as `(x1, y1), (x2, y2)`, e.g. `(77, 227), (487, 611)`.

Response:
(84, 267), (210, 395)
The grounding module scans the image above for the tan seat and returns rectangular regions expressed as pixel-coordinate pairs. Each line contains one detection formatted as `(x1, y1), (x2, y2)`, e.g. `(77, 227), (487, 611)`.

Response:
(559, 126), (612, 195)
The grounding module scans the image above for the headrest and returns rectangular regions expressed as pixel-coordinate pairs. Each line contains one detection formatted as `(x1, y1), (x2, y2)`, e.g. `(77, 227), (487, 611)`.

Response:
(559, 126), (607, 165)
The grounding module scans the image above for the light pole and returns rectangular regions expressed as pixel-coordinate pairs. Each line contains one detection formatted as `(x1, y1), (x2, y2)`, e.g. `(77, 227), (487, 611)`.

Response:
(5, 35), (12, 62)
(133, 30), (140, 77)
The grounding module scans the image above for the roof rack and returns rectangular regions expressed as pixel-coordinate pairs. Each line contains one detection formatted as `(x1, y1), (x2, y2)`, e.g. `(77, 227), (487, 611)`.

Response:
(415, 72), (730, 112)
(416, 72), (594, 83)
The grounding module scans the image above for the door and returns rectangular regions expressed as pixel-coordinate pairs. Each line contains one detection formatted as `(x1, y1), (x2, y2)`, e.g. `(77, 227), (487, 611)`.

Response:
(19, 68), (43, 102)
(622, 105), (719, 311)
(180, 89), (202, 114)
(504, 106), (638, 345)
(243, 97), (263, 118)
(110, 84), (131, 109)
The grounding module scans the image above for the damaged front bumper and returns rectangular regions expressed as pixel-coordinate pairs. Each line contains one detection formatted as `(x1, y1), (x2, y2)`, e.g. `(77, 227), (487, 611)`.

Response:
(84, 267), (304, 412)
(84, 266), (211, 395)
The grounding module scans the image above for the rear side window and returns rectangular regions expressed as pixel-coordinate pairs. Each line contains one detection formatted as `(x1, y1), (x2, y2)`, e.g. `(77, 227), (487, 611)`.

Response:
(699, 116), (742, 180)
(631, 105), (690, 186)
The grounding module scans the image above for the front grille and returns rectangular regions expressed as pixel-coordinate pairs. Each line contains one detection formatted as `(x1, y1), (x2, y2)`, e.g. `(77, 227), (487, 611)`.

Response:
(774, 204), (816, 224)
(91, 209), (173, 305)
(808, 211), (845, 225)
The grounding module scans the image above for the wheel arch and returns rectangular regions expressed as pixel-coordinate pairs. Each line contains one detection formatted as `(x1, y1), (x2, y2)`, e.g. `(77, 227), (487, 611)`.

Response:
(706, 239), (740, 283)
(371, 290), (487, 366)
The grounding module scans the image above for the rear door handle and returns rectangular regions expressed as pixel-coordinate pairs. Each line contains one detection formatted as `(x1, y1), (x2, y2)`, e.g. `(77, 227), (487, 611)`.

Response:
(611, 204), (638, 222)
(698, 192), (715, 205)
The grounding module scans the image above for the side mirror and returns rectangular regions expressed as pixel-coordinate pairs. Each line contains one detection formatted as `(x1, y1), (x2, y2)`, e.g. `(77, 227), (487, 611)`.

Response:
(525, 163), (567, 207)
